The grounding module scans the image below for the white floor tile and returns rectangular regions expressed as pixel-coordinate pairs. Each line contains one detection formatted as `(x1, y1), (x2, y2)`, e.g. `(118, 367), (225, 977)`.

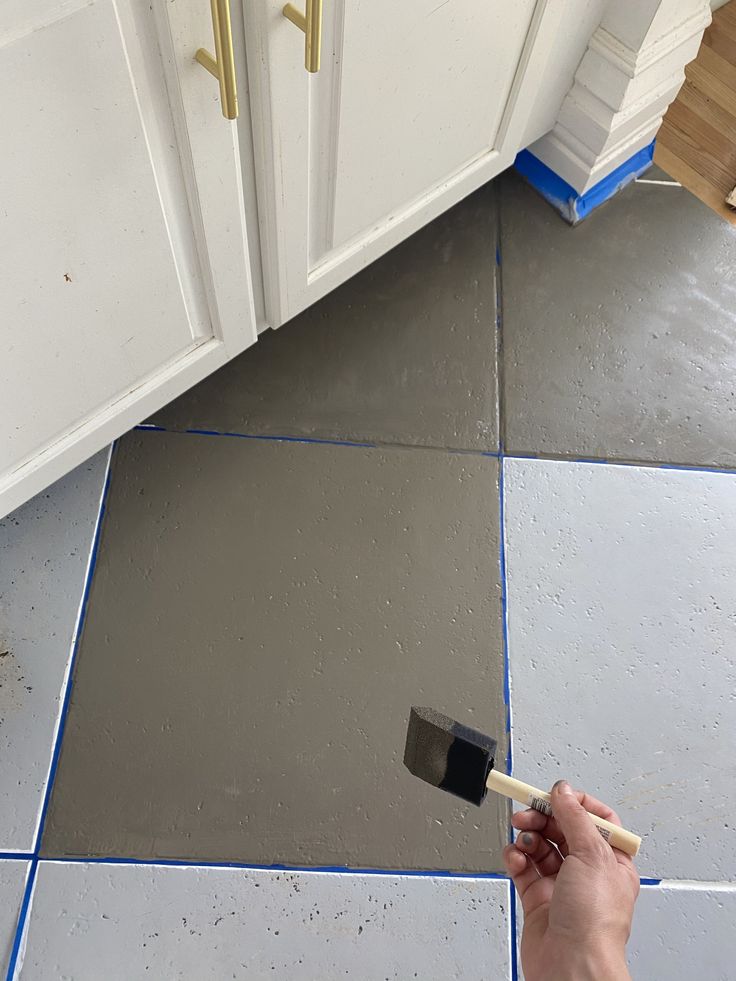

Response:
(0, 861), (29, 978)
(629, 884), (736, 980)
(20, 863), (511, 980)
(0, 452), (109, 850)
(504, 459), (736, 880)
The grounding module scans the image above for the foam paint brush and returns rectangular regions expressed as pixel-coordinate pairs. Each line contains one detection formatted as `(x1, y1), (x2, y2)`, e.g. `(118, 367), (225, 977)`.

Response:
(404, 706), (641, 857)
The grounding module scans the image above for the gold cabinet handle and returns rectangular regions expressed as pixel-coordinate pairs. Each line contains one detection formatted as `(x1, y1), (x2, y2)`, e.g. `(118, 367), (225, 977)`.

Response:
(283, 0), (322, 73)
(196, 0), (238, 119)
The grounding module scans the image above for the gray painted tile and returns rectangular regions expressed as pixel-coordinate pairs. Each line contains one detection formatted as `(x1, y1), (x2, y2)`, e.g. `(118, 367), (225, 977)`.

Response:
(0, 861), (28, 978)
(151, 185), (499, 452)
(21, 863), (511, 980)
(501, 171), (736, 466)
(42, 432), (507, 871)
(0, 452), (109, 850)
(504, 458), (736, 880)
(629, 885), (736, 980)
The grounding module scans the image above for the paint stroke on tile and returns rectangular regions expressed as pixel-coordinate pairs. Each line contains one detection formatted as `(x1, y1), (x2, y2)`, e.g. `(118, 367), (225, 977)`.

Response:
(42, 432), (508, 871)
(20, 862), (511, 980)
(504, 458), (736, 880)
(151, 185), (499, 452)
(500, 170), (736, 467)
(0, 451), (110, 850)
(629, 884), (736, 980)
(0, 860), (29, 978)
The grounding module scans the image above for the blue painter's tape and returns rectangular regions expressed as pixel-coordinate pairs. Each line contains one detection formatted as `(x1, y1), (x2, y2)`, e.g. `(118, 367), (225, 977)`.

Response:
(498, 461), (513, 783)
(514, 141), (656, 224)
(133, 424), (375, 449)
(39, 855), (511, 880)
(0, 852), (32, 862)
(5, 861), (38, 981)
(509, 880), (519, 981)
(640, 877), (662, 886)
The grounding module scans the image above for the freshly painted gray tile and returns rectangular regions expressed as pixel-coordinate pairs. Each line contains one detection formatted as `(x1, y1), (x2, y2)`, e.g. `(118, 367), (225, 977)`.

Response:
(501, 170), (736, 466)
(21, 863), (511, 980)
(42, 432), (507, 871)
(151, 185), (499, 451)
(0, 861), (28, 978)
(0, 451), (109, 850)
(504, 458), (736, 880)
(628, 884), (736, 980)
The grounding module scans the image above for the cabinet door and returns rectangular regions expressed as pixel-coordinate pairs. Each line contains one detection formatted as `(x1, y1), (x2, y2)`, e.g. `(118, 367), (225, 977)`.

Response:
(245, 0), (564, 324)
(0, 0), (257, 518)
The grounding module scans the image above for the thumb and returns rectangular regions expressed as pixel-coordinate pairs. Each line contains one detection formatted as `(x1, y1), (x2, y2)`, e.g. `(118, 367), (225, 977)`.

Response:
(550, 780), (602, 858)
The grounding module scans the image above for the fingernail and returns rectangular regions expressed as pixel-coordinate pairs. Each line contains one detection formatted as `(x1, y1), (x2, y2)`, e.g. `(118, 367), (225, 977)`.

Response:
(521, 833), (534, 847)
(553, 779), (573, 795)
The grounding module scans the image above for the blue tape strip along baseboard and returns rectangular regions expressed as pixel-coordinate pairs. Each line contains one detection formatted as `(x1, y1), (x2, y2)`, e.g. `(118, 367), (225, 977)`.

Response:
(514, 141), (656, 224)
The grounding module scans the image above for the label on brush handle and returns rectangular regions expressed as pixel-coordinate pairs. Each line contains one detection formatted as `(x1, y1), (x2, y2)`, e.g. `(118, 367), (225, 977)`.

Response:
(529, 794), (553, 816)
(528, 793), (614, 843)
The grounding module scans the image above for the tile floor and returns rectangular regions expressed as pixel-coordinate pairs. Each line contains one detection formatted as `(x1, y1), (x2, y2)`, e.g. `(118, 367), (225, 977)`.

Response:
(2, 165), (736, 978)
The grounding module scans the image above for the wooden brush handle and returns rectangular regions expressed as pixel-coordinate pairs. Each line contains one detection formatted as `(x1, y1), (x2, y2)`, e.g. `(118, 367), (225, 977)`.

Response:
(486, 770), (641, 858)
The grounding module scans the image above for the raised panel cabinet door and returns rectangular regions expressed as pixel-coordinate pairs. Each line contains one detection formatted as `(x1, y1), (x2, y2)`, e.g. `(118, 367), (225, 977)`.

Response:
(0, 0), (257, 518)
(244, 0), (564, 324)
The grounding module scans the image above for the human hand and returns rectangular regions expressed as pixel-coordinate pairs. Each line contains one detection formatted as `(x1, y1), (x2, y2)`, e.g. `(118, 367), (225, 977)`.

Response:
(503, 780), (639, 981)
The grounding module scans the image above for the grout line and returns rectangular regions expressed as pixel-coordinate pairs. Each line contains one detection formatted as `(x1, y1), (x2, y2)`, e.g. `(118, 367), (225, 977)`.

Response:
(134, 424), (503, 459)
(19, 856), (697, 890)
(5, 444), (115, 981)
(137, 429), (736, 479)
(495, 179), (506, 454)
(0, 853), (32, 862)
(30, 445), (115, 853)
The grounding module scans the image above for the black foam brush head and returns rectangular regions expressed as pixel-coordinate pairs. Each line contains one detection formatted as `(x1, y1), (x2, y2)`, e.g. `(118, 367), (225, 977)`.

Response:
(403, 706), (497, 807)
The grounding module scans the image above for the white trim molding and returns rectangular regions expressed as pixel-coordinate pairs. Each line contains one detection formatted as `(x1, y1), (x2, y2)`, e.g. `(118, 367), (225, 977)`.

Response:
(529, 0), (712, 194)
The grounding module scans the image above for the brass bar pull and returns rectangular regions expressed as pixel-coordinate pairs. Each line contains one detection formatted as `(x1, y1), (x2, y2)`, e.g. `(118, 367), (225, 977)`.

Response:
(283, 0), (322, 73)
(196, 0), (238, 119)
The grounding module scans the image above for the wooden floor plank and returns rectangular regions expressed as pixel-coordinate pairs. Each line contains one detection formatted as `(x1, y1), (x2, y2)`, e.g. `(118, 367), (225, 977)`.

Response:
(703, 18), (736, 69)
(653, 143), (736, 226)
(677, 79), (736, 144)
(657, 2), (736, 224)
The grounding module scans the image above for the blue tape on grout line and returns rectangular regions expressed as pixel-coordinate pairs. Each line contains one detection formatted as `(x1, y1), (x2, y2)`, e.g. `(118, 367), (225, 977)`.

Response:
(132, 424), (375, 449)
(5, 446), (116, 981)
(30, 449), (114, 855)
(514, 141), (656, 224)
(509, 880), (519, 981)
(5, 861), (38, 981)
(0, 853), (32, 862)
(502, 452), (736, 478)
(640, 878), (662, 886)
(498, 461), (513, 785)
(38, 855), (510, 880)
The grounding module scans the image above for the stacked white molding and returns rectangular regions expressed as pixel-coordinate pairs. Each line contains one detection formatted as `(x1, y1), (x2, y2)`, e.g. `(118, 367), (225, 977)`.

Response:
(529, 0), (712, 193)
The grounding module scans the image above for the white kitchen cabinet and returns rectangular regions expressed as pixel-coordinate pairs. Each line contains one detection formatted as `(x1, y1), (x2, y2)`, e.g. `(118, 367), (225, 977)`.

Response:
(0, 0), (257, 518)
(244, 0), (565, 324)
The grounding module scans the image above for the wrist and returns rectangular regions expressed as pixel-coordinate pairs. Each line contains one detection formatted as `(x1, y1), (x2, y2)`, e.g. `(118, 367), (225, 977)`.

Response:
(544, 942), (630, 981)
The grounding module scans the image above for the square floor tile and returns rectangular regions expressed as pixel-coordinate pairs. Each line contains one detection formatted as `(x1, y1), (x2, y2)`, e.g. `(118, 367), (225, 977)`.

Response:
(501, 171), (736, 466)
(504, 458), (736, 880)
(628, 884), (736, 979)
(151, 185), (499, 452)
(21, 863), (511, 980)
(0, 860), (28, 977)
(0, 452), (109, 850)
(42, 432), (507, 871)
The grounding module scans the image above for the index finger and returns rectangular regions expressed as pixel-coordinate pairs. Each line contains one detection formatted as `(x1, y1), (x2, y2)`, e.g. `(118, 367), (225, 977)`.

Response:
(511, 790), (624, 856)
